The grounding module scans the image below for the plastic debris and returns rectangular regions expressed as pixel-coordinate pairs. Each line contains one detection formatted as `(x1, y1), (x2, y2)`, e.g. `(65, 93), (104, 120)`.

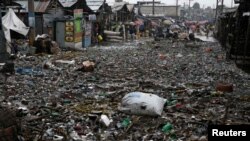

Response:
(119, 92), (167, 116)
(216, 82), (233, 92)
(162, 122), (173, 134)
(53, 135), (64, 141)
(121, 118), (131, 127)
(100, 114), (111, 127)
(80, 61), (96, 72)
(1, 38), (249, 141)
(55, 60), (75, 65)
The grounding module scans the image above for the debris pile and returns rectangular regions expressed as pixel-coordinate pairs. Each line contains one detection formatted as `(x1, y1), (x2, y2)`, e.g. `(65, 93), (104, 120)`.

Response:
(34, 34), (61, 55)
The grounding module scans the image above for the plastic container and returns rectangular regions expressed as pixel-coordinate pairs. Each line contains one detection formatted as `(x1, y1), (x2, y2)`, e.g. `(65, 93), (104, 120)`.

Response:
(162, 122), (173, 133)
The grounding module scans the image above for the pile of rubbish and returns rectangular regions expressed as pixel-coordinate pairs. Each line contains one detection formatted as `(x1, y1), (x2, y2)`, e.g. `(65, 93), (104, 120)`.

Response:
(7, 34), (61, 57)
(34, 34), (61, 55)
(0, 39), (249, 140)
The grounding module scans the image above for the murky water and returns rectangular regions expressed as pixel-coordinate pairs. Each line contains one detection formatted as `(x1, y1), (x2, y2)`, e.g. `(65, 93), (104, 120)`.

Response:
(92, 38), (153, 50)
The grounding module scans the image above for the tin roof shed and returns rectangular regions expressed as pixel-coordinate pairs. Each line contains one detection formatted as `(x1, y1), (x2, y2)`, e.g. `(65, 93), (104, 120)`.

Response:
(86, 0), (104, 12)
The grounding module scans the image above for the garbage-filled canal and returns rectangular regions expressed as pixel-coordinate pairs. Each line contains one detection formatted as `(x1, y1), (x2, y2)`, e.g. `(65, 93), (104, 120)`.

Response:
(1, 39), (250, 140)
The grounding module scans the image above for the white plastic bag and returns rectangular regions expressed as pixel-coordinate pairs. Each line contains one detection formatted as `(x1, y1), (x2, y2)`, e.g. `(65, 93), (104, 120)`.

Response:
(100, 114), (111, 127)
(119, 92), (166, 116)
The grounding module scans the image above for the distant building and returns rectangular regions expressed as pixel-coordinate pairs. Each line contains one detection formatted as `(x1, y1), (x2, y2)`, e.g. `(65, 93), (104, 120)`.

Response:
(115, 0), (123, 2)
(136, 1), (181, 18)
(137, 1), (161, 6)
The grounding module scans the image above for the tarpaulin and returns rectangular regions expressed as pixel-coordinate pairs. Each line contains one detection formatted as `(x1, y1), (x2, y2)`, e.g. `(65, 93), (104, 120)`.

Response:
(2, 8), (30, 42)
(151, 21), (159, 27)
(163, 20), (173, 26)
(170, 24), (180, 30)
(185, 20), (208, 26)
(134, 19), (143, 26)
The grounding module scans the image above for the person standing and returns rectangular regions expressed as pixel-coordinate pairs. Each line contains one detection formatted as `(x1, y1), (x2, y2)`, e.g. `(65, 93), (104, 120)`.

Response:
(129, 25), (136, 41)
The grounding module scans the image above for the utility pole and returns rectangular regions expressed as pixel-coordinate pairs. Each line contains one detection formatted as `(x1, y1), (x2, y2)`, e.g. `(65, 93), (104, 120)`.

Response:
(188, 0), (193, 19)
(221, 0), (224, 13)
(215, 0), (218, 19)
(188, 0), (191, 16)
(152, 0), (155, 15)
(103, 0), (106, 14)
(215, 0), (224, 19)
(28, 0), (36, 46)
(103, 0), (106, 20)
(176, 0), (179, 17)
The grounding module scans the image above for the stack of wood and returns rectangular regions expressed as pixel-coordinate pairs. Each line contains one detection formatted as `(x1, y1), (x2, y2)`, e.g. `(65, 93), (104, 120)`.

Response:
(104, 30), (124, 42)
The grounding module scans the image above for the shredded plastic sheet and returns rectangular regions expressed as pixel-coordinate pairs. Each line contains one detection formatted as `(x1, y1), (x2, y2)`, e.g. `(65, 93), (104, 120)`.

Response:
(2, 9), (29, 42)
(119, 92), (167, 116)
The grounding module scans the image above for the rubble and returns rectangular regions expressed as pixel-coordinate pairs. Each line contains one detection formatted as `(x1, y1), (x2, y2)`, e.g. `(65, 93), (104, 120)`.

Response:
(79, 61), (96, 72)
(0, 38), (250, 140)
(34, 34), (61, 55)
(216, 82), (234, 93)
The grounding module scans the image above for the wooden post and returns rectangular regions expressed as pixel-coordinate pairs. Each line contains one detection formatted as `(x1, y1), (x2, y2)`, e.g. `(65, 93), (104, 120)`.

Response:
(215, 0), (219, 19)
(153, 0), (155, 15)
(244, 16), (250, 63)
(123, 24), (125, 40)
(176, 0), (178, 17)
(189, 0), (191, 18)
(221, 0), (224, 13)
(28, 0), (36, 46)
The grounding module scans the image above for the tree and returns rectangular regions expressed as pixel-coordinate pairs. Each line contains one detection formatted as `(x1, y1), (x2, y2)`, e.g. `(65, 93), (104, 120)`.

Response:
(193, 2), (200, 9)
(206, 6), (212, 10)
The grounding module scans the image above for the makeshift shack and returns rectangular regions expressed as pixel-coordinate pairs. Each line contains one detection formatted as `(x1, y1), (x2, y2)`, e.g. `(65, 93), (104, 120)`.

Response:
(112, 2), (130, 22)
(14, 0), (65, 37)
(86, 0), (111, 21)
(126, 4), (135, 21)
(54, 9), (84, 50)
(85, 0), (112, 44)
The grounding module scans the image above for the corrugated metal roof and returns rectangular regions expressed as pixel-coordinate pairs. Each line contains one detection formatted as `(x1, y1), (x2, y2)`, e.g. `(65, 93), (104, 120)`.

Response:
(112, 2), (127, 12)
(15, 1), (40, 12)
(223, 7), (238, 13)
(58, 0), (78, 8)
(141, 3), (169, 6)
(126, 4), (134, 12)
(86, 0), (104, 12)
(35, 0), (51, 13)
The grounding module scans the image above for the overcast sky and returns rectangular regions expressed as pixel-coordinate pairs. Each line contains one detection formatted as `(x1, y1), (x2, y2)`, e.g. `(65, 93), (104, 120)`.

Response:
(107, 0), (236, 8)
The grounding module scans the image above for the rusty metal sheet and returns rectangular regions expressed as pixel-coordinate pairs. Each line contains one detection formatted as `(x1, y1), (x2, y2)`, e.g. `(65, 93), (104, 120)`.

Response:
(35, 0), (51, 13)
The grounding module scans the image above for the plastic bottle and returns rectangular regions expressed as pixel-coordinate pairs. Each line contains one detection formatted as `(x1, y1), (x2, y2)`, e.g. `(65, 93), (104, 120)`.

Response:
(162, 122), (173, 133)
(121, 118), (131, 127)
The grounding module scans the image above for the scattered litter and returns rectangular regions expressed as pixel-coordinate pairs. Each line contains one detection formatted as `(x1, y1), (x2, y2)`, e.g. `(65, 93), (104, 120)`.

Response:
(176, 53), (183, 58)
(78, 61), (96, 72)
(1, 38), (249, 141)
(55, 60), (75, 65)
(100, 115), (111, 127)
